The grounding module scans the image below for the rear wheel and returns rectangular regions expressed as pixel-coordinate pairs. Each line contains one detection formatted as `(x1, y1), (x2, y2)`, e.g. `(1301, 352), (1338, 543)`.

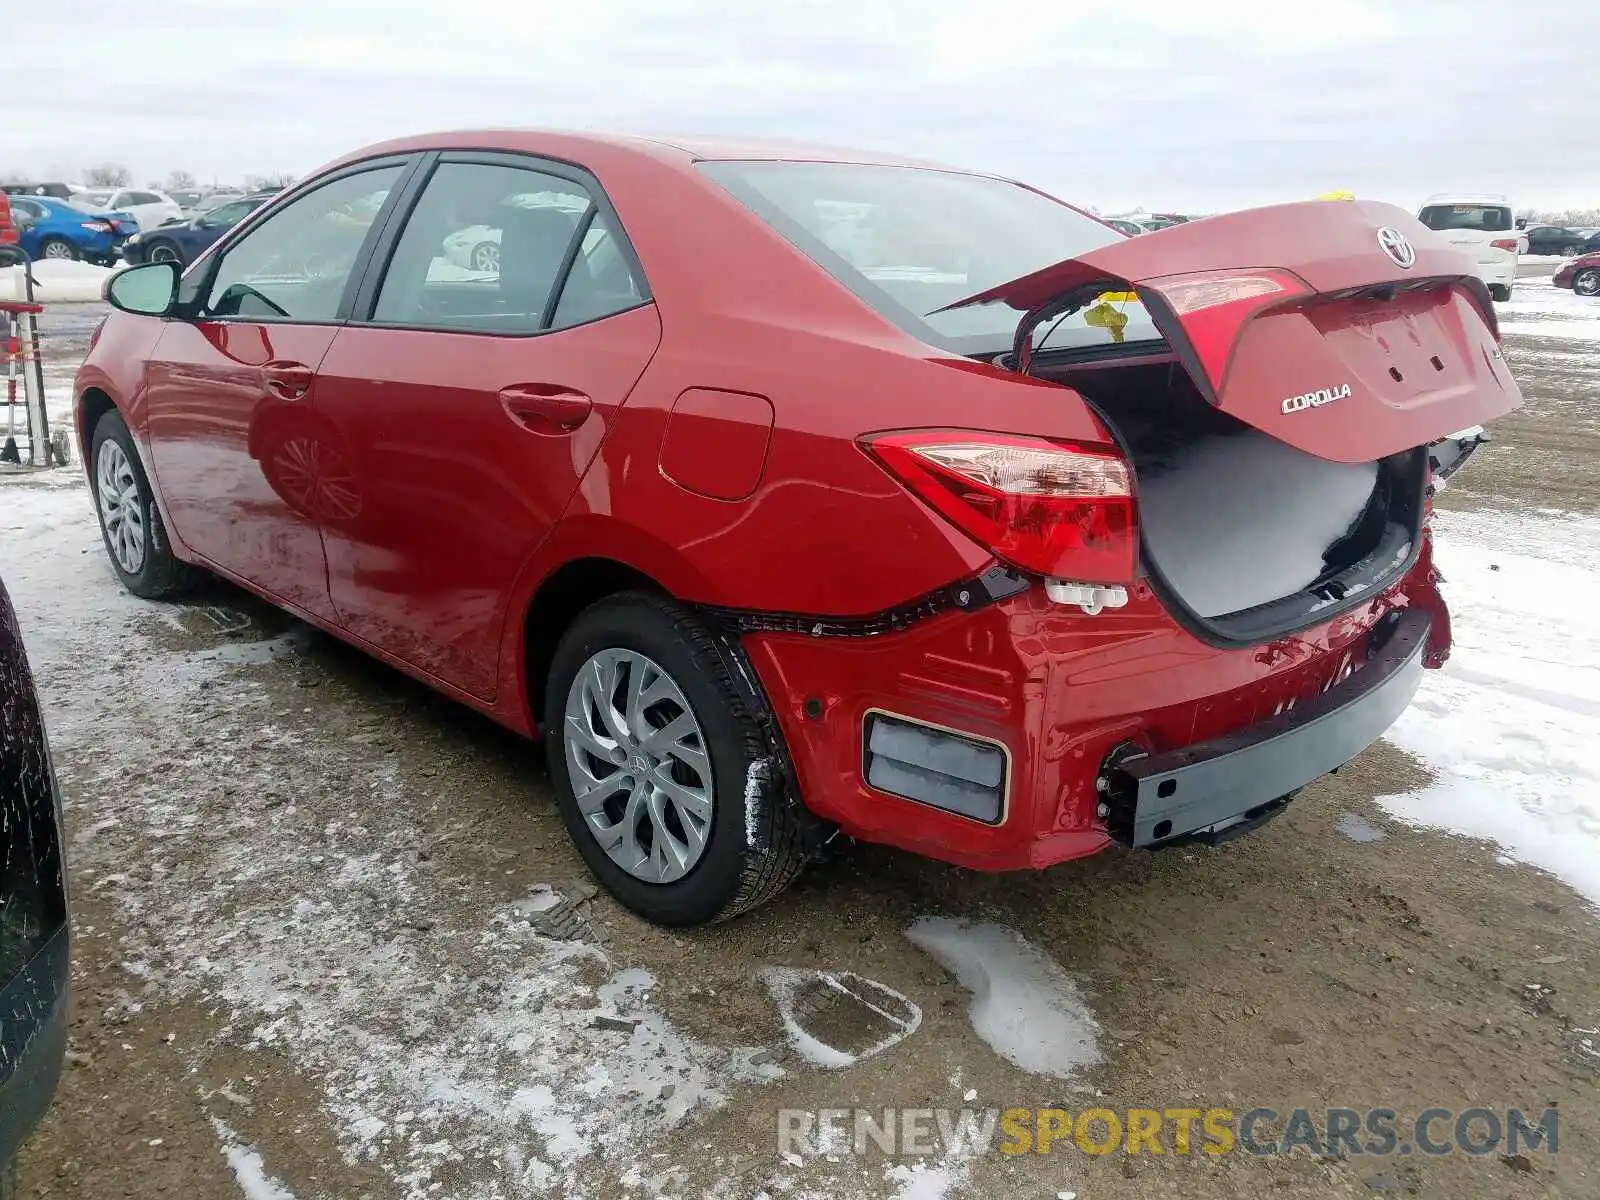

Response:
(470, 240), (499, 272)
(1489, 283), (1511, 302)
(1574, 269), (1600, 298)
(38, 236), (76, 261)
(90, 409), (199, 599)
(544, 591), (808, 926)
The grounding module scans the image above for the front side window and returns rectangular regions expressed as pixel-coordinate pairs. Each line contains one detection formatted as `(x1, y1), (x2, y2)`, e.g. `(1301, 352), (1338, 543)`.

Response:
(700, 160), (1153, 356)
(371, 160), (643, 335)
(201, 166), (402, 322)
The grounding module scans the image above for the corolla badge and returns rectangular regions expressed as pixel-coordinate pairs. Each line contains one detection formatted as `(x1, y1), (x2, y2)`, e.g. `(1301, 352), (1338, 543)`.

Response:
(1281, 383), (1353, 414)
(1377, 226), (1416, 268)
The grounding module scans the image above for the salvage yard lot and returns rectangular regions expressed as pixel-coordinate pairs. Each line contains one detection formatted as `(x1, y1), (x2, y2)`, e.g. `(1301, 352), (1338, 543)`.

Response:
(4, 275), (1599, 1199)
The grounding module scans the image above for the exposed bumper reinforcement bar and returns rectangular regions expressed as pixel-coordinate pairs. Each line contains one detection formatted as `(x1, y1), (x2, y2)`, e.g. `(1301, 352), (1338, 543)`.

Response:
(1108, 608), (1429, 848)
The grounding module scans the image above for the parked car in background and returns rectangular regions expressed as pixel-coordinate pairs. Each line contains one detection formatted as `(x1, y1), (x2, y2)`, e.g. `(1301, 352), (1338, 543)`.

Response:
(68, 188), (182, 232)
(9, 196), (138, 265)
(1553, 251), (1600, 297)
(0, 193), (19, 257)
(1576, 230), (1600, 255)
(121, 193), (274, 266)
(79, 132), (1519, 926)
(1, 182), (81, 201)
(0, 572), (71, 1199)
(1416, 194), (1519, 301)
(1105, 218), (1143, 237)
(1521, 224), (1588, 256)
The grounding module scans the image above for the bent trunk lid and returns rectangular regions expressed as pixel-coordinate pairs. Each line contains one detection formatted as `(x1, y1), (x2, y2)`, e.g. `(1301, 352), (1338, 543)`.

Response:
(947, 199), (1523, 463)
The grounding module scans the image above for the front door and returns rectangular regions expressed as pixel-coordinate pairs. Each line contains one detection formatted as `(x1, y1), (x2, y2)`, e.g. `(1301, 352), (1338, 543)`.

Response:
(143, 162), (409, 622)
(310, 155), (661, 698)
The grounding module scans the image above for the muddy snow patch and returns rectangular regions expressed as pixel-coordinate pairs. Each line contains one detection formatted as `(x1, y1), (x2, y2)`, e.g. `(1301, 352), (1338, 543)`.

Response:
(1336, 812), (1388, 843)
(906, 918), (1100, 1079)
(760, 968), (921, 1069)
(1380, 509), (1600, 907)
(212, 1120), (298, 1200)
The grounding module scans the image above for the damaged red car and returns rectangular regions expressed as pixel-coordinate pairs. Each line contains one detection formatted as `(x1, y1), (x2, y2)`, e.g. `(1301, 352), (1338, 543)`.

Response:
(75, 133), (1522, 925)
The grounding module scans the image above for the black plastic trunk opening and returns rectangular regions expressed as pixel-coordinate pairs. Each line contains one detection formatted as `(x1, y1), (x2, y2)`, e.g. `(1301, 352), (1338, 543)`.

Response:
(1038, 358), (1426, 647)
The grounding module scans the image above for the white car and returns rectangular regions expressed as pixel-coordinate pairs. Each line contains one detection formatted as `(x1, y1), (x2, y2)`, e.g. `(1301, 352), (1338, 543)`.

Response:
(440, 191), (591, 273)
(1416, 194), (1519, 301)
(69, 187), (184, 232)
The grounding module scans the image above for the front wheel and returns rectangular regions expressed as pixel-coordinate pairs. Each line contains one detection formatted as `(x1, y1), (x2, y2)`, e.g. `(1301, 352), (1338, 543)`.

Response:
(146, 240), (183, 265)
(90, 410), (199, 599)
(1489, 283), (1512, 302)
(1573, 269), (1600, 298)
(544, 592), (809, 926)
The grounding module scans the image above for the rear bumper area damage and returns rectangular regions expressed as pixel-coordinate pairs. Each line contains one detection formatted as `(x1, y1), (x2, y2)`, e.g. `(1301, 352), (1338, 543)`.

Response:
(1105, 608), (1428, 848)
(739, 562), (1444, 873)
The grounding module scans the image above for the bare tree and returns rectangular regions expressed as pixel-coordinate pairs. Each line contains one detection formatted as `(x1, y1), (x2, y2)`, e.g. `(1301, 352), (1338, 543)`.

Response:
(84, 163), (133, 187)
(244, 172), (297, 192)
(166, 169), (197, 192)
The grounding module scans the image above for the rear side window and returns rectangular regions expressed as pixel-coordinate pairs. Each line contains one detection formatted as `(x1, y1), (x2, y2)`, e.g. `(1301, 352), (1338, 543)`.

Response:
(700, 160), (1151, 356)
(370, 160), (644, 335)
(201, 165), (403, 322)
(1418, 204), (1512, 232)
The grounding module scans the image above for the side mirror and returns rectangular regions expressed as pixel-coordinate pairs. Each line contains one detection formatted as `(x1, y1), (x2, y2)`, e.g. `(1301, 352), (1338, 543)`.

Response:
(105, 261), (180, 316)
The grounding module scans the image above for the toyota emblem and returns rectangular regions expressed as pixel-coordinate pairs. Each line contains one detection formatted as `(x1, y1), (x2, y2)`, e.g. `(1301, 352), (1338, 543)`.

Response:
(1377, 226), (1416, 269)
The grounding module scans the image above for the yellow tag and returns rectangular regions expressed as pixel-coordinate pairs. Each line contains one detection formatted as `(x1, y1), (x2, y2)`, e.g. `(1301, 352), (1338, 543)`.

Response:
(1084, 301), (1129, 343)
(1096, 291), (1139, 303)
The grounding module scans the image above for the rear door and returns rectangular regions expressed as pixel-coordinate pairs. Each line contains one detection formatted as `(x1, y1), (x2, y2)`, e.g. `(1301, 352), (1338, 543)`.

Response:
(948, 199), (1524, 462)
(308, 152), (661, 700)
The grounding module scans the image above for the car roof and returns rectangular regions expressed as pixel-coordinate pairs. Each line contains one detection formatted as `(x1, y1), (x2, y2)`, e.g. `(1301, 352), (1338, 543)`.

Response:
(321, 129), (971, 176)
(1420, 193), (1512, 205)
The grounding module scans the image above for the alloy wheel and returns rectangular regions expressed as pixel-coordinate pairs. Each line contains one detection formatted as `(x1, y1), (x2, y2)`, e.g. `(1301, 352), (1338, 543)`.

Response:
(150, 244), (180, 263)
(472, 242), (500, 273)
(563, 648), (714, 884)
(1575, 270), (1600, 298)
(42, 241), (73, 260)
(96, 439), (146, 575)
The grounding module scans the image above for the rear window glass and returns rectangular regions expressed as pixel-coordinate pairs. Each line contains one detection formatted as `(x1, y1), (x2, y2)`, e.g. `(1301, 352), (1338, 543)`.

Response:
(1418, 204), (1512, 233)
(699, 161), (1159, 356)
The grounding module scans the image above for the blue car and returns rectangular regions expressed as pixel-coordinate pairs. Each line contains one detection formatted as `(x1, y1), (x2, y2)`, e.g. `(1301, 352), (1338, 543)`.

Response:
(121, 193), (273, 267)
(7, 196), (138, 265)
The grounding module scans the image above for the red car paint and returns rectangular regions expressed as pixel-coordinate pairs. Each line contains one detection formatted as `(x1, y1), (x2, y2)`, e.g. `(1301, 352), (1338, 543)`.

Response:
(75, 132), (1514, 873)
(1553, 252), (1600, 292)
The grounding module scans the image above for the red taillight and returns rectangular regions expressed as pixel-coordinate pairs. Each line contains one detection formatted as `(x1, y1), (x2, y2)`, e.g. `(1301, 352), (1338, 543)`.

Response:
(1490, 238), (1519, 253)
(864, 431), (1137, 582)
(81, 221), (112, 233)
(1142, 268), (1311, 392)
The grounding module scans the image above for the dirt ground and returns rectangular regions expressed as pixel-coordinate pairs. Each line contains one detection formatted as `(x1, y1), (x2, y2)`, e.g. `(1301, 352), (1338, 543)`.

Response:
(5, 274), (1599, 1199)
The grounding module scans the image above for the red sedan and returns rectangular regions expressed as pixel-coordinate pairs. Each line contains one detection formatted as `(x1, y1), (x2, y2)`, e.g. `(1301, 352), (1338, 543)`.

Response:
(76, 132), (1521, 925)
(1553, 252), (1600, 297)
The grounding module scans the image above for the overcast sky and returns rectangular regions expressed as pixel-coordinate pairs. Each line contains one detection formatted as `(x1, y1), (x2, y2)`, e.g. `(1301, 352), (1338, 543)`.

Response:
(10, 0), (1597, 213)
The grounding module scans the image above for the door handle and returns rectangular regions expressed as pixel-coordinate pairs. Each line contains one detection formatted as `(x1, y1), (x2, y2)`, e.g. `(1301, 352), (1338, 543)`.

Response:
(499, 384), (593, 433)
(263, 360), (314, 401)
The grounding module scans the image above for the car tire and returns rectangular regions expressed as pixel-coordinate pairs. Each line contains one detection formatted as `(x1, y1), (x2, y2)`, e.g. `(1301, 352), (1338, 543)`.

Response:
(470, 241), (499, 272)
(145, 239), (183, 266)
(1489, 283), (1511, 302)
(38, 236), (76, 261)
(89, 409), (200, 600)
(1573, 269), (1600, 298)
(544, 591), (809, 926)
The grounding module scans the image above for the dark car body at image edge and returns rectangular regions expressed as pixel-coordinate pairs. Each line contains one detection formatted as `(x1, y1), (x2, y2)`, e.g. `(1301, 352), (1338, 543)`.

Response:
(0, 577), (70, 1189)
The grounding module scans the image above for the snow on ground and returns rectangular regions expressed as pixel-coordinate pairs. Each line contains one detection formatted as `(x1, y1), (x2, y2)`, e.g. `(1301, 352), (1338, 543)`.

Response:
(0, 259), (113, 303)
(1380, 507), (1600, 906)
(212, 1122), (299, 1200)
(904, 918), (1101, 1080)
(1500, 274), (1600, 341)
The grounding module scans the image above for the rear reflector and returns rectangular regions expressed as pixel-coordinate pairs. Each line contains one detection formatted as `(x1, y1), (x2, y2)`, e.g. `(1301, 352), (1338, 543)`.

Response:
(1490, 239), (1519, 253)
(864, 712), (1007, 824)
(863, 431), (1137, 582)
